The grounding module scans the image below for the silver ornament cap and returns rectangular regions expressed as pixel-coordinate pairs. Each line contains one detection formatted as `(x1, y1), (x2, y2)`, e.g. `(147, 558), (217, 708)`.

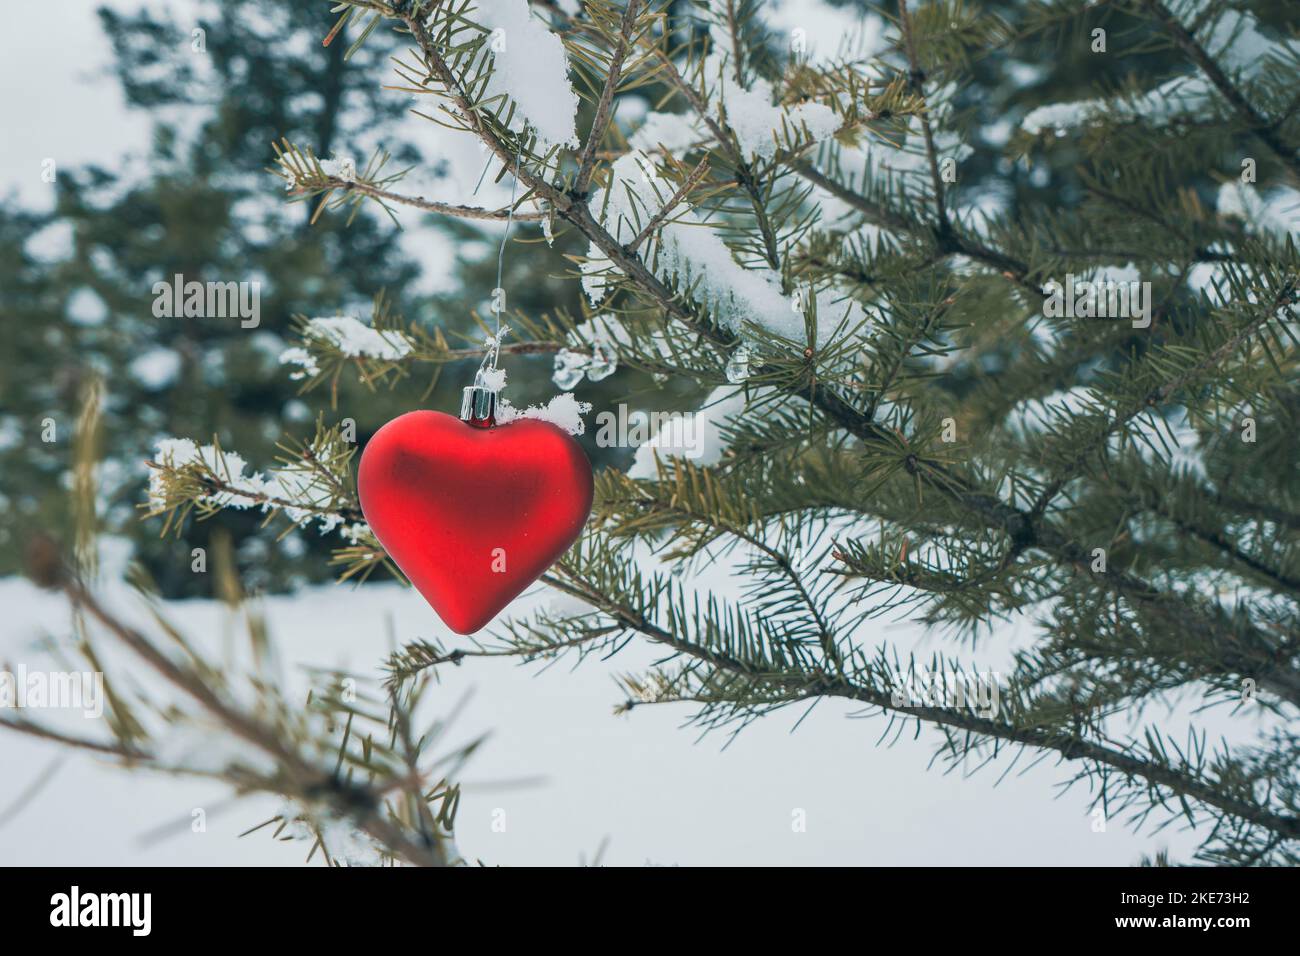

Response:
(460, 378), (498, 424)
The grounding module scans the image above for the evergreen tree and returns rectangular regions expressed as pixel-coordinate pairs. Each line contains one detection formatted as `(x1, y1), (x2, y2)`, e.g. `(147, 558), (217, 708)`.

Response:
(12, 0), (1300, 865)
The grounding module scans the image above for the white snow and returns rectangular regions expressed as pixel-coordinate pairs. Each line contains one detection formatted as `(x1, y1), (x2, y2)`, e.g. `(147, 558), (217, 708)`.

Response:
(496, 391), (592, 435)
(727, 77), (841, 161)
(318, 155), (357, 183)
(480, 365), (508, 391)
(464, 0), (580, 149)
(629, 111), (705, 154)
(278, 346), (320, 381)
(148, 437), (364, 539)
(128, 347), (182, 390)
(628, 385), (751, 478)
(1021, 8), (1297, 137)
(1217, 181), (1300, 239)
(1022, 75), (1215, 135)
(761, 0), (888, 66)
(0, 557), (1214, 867)
(1205, 9), (1300, 72)
(699, 22), (841, 162)
(289, 316), (414, 365)
(66, 286), (109, 327)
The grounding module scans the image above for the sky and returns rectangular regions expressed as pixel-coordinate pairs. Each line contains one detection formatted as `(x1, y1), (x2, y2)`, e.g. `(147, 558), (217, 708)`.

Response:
(0, 0), (1218, 867)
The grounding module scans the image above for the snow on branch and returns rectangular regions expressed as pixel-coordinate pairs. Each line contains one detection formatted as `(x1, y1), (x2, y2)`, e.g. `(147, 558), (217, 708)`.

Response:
(699, 22), (841, 162)
(1022, 8), (1299, 136)
(456, 0), (580, 148)
(1217, 182), (1300, 240)
(281, 315), (414, 381)
(146, 433), (369, 542)
(581, 151), (869, 345)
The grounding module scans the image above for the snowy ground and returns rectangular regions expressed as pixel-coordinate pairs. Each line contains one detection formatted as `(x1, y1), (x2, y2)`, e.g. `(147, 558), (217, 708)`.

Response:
(0, 555), (1202, 867)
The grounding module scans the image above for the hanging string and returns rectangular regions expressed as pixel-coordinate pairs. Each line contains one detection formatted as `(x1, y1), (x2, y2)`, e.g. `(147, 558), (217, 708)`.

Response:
(487, 148), (522, 372)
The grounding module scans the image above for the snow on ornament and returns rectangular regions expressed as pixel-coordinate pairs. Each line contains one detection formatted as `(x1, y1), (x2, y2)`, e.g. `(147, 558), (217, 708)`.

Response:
(358, 333), (593, 634)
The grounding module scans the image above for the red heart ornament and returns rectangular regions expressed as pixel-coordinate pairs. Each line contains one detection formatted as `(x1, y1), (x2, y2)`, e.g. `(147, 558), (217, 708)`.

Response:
(357, 410), (594, 634)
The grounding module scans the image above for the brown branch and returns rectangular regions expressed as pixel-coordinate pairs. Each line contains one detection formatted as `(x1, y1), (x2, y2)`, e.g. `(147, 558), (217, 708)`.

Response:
(53, 568), (450, 866)
(144, 467), (367, 527)
(297, 178), (547, 221)
(574, 0), (642, 195)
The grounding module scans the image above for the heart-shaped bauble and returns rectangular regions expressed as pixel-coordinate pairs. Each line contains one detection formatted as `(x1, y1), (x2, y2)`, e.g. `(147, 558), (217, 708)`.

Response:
(357, 410), (594, 634)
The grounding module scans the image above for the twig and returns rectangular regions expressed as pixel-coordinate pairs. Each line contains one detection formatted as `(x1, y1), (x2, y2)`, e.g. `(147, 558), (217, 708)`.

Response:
(625, 159), (711, 253)
(896, 0), (951, 233)
(297, 178), (547, 221)
(574, 0), (643, 195)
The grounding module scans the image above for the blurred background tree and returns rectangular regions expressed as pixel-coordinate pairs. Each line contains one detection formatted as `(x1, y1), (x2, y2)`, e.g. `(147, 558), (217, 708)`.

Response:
(10, 0), (1294, 597)
(0, 0), (643, 594)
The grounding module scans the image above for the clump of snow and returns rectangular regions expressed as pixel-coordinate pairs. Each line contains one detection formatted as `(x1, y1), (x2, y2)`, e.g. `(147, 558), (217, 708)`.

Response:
(496, 392), (592, 435)
(66, 287), (109, 327)
(480, 365), (508, 391)
(272, 800), (400, 867)
(0, 416), (21, 452)
(1004, 386), (1097, 437)
(279, 346), (321, 381)
(629, 111), (705, 153)
(150, 438), (261, 511)
(628, 386), (754, 478)
(1217, 182), (1300, 239)
(697, 22), (841, 161)
(305, 316), (413, 360)
(148, 437), (358, 538)
(811, 104), (970, 215)
(1021, 101), (1094, 136)
(129, 348), (182, 390)
(1022, 10), (1297, 138)
(1022, 75), (1215, 135)
(279, 317), (412, 380)
(721, 77), (840, 161)
(551, 348), (590, 390)
(318, 155), (357, 183)
(462, 0), (579, 148)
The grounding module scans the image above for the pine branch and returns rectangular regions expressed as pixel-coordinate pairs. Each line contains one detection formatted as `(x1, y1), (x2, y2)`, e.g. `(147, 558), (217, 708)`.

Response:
(540, 555), (1300, 843)
(1029, 277), (1299, 517)
(1138, 0), (1300, 183)
(896, 0), (950, 233)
